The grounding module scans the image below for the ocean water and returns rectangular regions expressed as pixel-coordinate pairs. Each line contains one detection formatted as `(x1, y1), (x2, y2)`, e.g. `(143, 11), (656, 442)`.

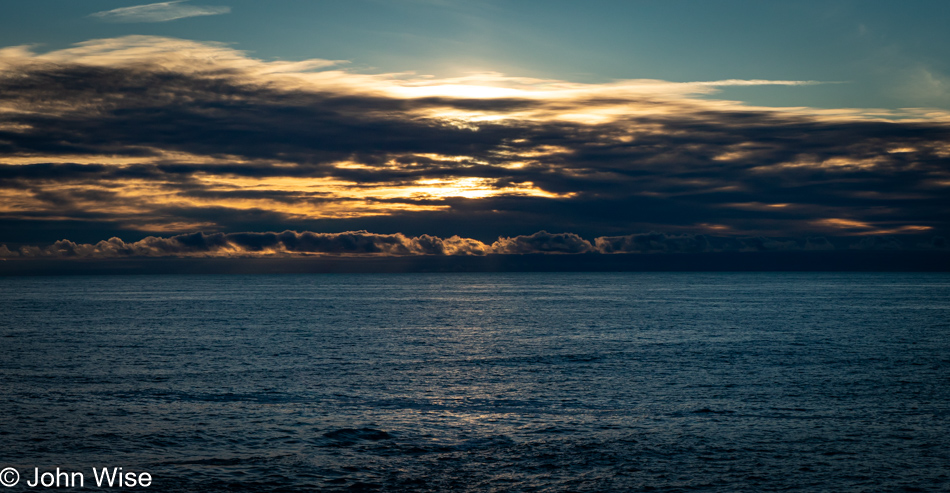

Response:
(0, 273), (948, 492)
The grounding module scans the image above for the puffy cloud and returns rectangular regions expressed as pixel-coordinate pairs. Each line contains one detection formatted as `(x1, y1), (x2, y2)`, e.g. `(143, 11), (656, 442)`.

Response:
(491, 231), (595, 254)
(3, 230), (594, 257)
(0, 231), (495, 258)
(0, 244), (18, 258)
(4, 230), (950, 260)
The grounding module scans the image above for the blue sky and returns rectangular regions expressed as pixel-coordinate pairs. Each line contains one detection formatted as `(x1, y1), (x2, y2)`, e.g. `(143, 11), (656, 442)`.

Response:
(3, 0), (949, 110)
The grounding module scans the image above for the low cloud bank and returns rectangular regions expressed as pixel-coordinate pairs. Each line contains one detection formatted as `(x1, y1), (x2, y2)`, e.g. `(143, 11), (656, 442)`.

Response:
(2, 230), (947, 259)
(3, 231), (489, 258)
(492, 231), (595, 254)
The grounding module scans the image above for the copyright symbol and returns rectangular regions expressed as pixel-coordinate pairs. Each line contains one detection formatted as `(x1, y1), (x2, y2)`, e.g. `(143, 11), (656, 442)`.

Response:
(0, 468), (18, 487)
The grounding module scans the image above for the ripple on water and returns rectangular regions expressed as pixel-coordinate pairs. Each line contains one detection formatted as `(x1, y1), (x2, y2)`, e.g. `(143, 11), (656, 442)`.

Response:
(0, 273), (948, 492)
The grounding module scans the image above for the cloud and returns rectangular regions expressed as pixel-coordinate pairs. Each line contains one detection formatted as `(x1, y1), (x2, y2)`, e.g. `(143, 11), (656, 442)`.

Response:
(850, 236), (903, 250)
(735, 237), (800, 252)
(0, 36), (948, 247)
(0, 230), (595, 258)
(923, 236), (948, 250)
(491, 231), (594, 254)
(1, 231), (496, 258)
(9, 230), (949, 259)
(804, 237), (835, 251)
(90, 1), (230, 23)
(596, 233), (711, 254)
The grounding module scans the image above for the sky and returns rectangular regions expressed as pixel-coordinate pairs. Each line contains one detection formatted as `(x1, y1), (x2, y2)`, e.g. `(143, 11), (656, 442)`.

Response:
(0, 1), (948, 267)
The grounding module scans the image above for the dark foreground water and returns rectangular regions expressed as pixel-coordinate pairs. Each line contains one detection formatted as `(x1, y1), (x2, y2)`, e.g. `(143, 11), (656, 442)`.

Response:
(1, 273), (948, 492)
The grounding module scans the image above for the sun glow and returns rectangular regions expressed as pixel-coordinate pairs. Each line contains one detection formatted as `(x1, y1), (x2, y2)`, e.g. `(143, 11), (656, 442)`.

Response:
(392, 84), (530, 99)
(369, 178), (566, 200)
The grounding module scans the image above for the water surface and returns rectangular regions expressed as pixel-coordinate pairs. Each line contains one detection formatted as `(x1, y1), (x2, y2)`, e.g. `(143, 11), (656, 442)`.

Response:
(1, 273), (948, 491)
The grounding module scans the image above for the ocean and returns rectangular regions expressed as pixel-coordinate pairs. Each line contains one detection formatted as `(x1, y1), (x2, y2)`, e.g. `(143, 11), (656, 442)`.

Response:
(1, 273), (948, 492)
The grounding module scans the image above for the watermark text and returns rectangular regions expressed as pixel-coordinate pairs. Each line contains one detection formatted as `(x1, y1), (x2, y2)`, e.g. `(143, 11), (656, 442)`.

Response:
(0, 467), (151, 488)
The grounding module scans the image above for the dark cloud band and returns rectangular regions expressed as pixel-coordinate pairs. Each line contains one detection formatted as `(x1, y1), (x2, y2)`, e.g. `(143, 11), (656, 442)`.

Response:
(2, 230), (946, 259)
